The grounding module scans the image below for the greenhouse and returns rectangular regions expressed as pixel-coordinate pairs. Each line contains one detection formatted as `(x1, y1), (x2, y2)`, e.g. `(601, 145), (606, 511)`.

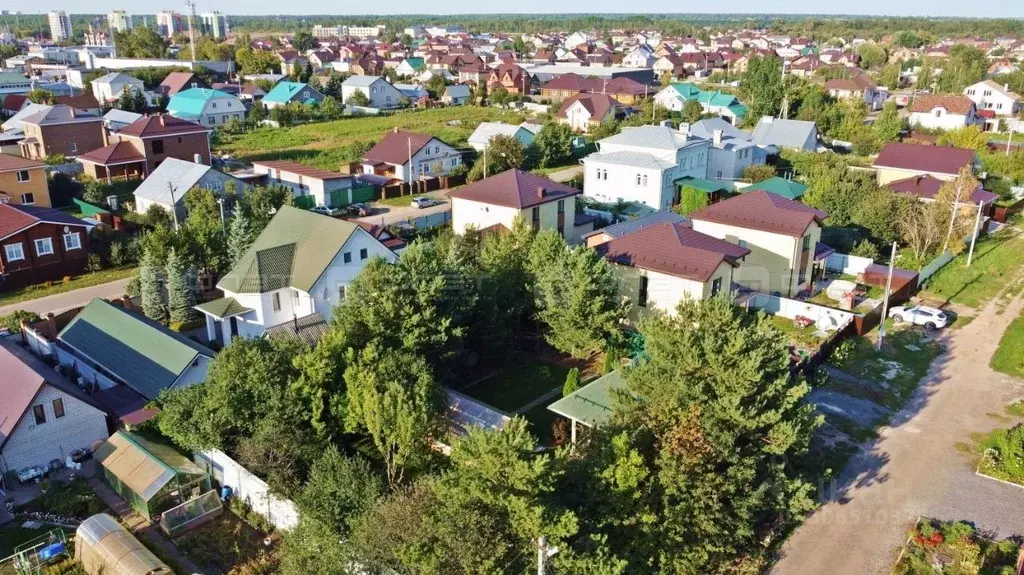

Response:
(75, 513), (172, 575)
(94, 431), (211, 522)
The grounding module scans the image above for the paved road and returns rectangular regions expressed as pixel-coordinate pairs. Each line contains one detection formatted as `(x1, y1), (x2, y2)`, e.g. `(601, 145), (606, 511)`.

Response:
(360, 189), (451, 227)
(772, 289), (1024, 575)
(0, 278), (131, 317)
(547, 165), (583, 183)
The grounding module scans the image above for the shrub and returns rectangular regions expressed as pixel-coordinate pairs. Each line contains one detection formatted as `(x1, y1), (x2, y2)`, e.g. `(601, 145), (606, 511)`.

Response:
(562, 367), (580, 397)
(743, 163), (776, 182)
(86, 253), (103, 273)
(0, 310), (41, 333)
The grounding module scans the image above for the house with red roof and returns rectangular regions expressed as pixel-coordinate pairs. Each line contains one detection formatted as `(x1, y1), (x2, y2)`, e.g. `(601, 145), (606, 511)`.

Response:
(487, 64), (532, 94)
(689, 190), (828, 297)
(593, 219), (749, 317)
(557, 93), (628, 132)
(159, 72), (209, 96)
(887, 174), (999, 214)
(449, 169), (581, 241)
(0, 203), (90, 288)
(872, 142), (979, 185)
(361, 128), (461, 183)
(908, 94), (980, 131)
(77, 114), (212, 182)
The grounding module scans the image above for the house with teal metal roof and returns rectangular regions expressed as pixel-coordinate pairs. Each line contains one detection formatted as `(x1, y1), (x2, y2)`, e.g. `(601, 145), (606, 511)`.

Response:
(654, 82), (748, 125)
(395, 57), (426, 77)
(166, 88), (245, 128)
(741, 176), (807, 200)
(261, 81), (325, 110)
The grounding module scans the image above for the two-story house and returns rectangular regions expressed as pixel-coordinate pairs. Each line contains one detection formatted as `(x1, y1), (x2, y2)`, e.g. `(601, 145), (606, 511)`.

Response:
(90, 72), (146, 105)
(487, 64), (531, 94)
(687, 118), (768, 181)
(0, 154), (52, 208)
(19, 105), (105, 160)
(908, 95), (979, 131)
(557, 93), (628, 132)
(689, 190), (827, 298)
(825, 74), (887, 110)
(449, 169), (581, 240)
(0, 203), (90, 288)
(158, 72), (210, 97)
(963, 80), (1021, 132)
(261, 81), (326, 110)
(654, 83), (749, 125)
(253, 160), (373, 209)
(361, 128), (461, 182)
(195, 206), (398, 347)
(167, 88), (246, 128)
(582, 125), (711, 210)
(77, 114), (213, 181)
(341, 76), (404, 109)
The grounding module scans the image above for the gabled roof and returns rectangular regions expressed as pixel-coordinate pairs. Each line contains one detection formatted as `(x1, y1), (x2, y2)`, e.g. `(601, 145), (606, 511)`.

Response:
(690, 190), (827, 237)
(750, 117), (817, 150)
(20, 104), (101, 126)
(910, 94), (974, 115)
(263, 81), (322, 104)
(132, 158), (224, 205)
(972, 79), (1020, 102)
(586, 150), (676, 170)
(253, 160), (350, 181)
(0, 203), (88, 241)
(55, 93), (101, 110)
(0, 153), (45, 173)
(873, 142), (976, 176)
(117, 114), (210, 138)
(1, 103), (51, 132)
(448, 168), (580, 209)
(467, 122), (531, 145)
(888, 174), (998, 205)
(598, 125), (692, 151)
(557, 93), (625, 121)
(58, 299), (215, 400)
(743, 176), (808, 200)
(687, 117), (750, 141)
(584, 211), (686, 240)
(596, 221), (749, 282)
(218, 205), (362, 294)
(363, 129), (445, 166)
(159, 72), (207, 95)
(103, 109), (144, 127)
(444, 84), (471, 99)
(167, 88), (239, 117)
(77, 141), (146, 166)
(342, 75), (386, 87)
(92, 72), (142, 86)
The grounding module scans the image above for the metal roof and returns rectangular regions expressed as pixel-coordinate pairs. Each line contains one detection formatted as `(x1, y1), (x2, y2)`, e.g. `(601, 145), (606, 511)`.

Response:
(194, 296), (252, 320)
(585, 150), (675, 170)
(598, 125), (692, 151)
(547, 370), (627, 428)
(751, 117), (818, 151)
(133, 158), (237, 206)
(467, 122), (531, 146)
(743, 176), (808, 200)
(94, 432), (205, 501)
(342, 75), (385, 87)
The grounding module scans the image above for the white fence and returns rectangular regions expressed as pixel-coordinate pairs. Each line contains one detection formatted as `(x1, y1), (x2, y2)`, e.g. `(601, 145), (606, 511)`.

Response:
(824, 252), (874, 276)
(193, 449), (299, 531)
(743, 292), (855, 332)
(22, 325), (54, 358)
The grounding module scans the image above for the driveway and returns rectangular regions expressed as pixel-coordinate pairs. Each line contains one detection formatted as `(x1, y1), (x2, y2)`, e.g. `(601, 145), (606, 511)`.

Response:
(360, 190), (451, 227)
(546, 165), (583, 183)
(0, 278), (131, 317)
(771, 290), (1024, 575)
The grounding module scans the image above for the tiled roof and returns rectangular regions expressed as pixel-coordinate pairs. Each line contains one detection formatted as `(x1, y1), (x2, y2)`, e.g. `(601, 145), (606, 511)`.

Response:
(0, 203), (88, 240)
(363, 129), (439, 165)
(888, 174), (999, 205)
(910, 94), (974, 115)
(595, 221), (749, 282)
(0, 153), (44, 173)
(448, 168), (581, 209)
(116, 114), (209, 138)
(77, 141), (145, 166)
(873, 142), (976, 176)
(690, 190), (827, 237)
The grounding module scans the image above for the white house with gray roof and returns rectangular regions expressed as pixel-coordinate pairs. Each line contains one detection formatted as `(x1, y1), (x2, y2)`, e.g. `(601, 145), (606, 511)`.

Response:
(582, 125), (711, 210)
(750, 117), (819, 152)
(133, 158), (247, 221)
(467, 122), (538, 151)
(340, 75), (403, 109)
(687, 118), (769, 181)
(90, 72), (146, 104)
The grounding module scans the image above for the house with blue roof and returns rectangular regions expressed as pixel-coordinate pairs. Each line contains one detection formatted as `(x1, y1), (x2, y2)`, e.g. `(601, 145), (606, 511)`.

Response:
(654, 83), (749, 125)
(261, 81), (325, 110)
(167, 88), (246, 128)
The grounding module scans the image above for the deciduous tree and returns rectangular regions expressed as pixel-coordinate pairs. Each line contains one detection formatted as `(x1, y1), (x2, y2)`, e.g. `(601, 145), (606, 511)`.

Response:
(534, 122), (575, 168)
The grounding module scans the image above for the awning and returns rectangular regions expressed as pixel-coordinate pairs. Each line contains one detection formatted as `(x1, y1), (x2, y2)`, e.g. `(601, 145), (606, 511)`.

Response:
(547, 370), (627, 428)
(194, 297), (253, 320)
(674, 176), (730, 194)
(814, 242), (836, 262)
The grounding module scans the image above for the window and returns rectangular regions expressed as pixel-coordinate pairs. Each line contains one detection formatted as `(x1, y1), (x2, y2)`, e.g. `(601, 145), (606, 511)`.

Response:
(602, 169), (608, 180)
(359, 248), (368, 260)
(212, 102), (217, 108)
(20, 193), (34, 204)
(638, 275), (649, 307)
(711, 277), (723, 297)
(801, 235), (811, 251)
(15, 169), (29, 182)
(738, 239), (747, 248)
(152, 139), (164, 154)
(33, 404), (46, 425)
(339, 284), (347, 301)
(997, 103), (1003, 110)
(63, 232), (81, 251)
(69, 142), (77, 153)
(968, 89), (975, 95)
(934, 109), (942, 117)
(557, 199), (565, 214)
(717, 171), (723, 178)
(5, 243), (24, 261)
(343, 251), (352, 263)
(642, 175), (648, 186)
(52, 398), (65, 419)
(531, 206), (540, 230)
(34, 237), (53, 256)
(635, 174), (641, 186)
(984, 90), (992, 96)
(272, 292), (281, 312)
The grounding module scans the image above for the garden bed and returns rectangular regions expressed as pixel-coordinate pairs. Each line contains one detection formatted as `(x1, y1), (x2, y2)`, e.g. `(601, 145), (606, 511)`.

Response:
(893, 518), (1020, 574)
(174, 510), (280, 574)
(459, 356), (569, 413)
(18, 479), (107, 521)
(767, 314), (828, 355)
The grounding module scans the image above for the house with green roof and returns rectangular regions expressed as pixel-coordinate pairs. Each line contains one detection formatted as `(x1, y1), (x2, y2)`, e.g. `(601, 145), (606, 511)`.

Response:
(261, 81), (325, 110)
(55, 299), (215, 401)
(740, 176), (807, 200)
(195, 205), (398, 347)
(167, 87), (245, 128)
(653, 82), (748, 125)
(547, 370), (628, 443)
(395, 57), (426, 77)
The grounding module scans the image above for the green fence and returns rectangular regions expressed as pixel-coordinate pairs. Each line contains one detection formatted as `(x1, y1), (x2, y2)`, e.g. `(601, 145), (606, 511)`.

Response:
(72, 198), (110, 216)
(351, 184), (376, 203)
(293, 195), (316, 209)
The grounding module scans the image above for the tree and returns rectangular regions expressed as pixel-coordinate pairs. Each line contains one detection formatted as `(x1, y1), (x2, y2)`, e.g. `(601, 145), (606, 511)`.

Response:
(937, 125), (989, 153)
(938, 167), (983, 254)
(25, 89), (55, 104)
(898, 200), (947, 266)
(660, 71), (673, 87)
(113, 28), (167, 58)
(879, 64), (901, 89)
(793, 85), (842, 136)
(280, 517), (349, 575)
(297, 445), (382, 535)
(139, 248), (166, 323)
(938, 45), (987, 93)
(534, 122), (575, 168)
(915, 59), (935, 91)
(563, 367), (580, 397)
(116, 86), (144, 113)
(681, 99), (704, 123)
(743, 163), (776, 182)
(319, 96), (342, 120)
(857, 43), (887, 70)
(247, 101), (266, 126)
(345, 90), (370, 107)
(323, 72), (345, 98)
(181, 187), (227, 275)
(873, 100), (904, 143)
(299, 61), (314, 83)
(164, 248), (197, 325)
(344, 343), (438, 488)
(425, 73), (448, 100)
(742, 56), (784, 121)
(470, 134), (527, 181)
(674, 185), (709, 215)
(292, 31), (315, 51)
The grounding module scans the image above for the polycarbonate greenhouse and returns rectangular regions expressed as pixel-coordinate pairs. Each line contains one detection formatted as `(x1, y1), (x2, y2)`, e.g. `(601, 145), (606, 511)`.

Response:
(75, 513), (172, 575)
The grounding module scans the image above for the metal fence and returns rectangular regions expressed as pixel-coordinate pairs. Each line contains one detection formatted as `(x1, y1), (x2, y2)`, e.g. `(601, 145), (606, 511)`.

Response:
(918, 250), (956, 286)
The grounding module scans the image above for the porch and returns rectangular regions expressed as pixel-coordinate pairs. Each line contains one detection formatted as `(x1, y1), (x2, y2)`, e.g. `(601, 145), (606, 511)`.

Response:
(194, 297), (253, 349)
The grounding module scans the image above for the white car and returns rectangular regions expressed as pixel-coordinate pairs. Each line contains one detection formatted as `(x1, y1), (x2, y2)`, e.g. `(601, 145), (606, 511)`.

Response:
(888, 305), (948, 330)
(310, 206), (340, 217)
(410, 197), (435, 209)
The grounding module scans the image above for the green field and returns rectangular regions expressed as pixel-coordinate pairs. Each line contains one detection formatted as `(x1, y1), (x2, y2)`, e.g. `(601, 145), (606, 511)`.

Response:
(215, 107), (527, 170)
(920, 228), (1024, 310)
(991, 311), (1024, 379)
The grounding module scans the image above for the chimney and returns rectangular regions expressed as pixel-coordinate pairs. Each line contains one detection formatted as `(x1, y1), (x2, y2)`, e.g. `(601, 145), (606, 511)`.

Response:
(159, 114), (166, 126)
(1005, 83), (1010, 92)
(537, 186), (545, 198)
(712, 129), (723, 146)
(45, 313), (57, 339)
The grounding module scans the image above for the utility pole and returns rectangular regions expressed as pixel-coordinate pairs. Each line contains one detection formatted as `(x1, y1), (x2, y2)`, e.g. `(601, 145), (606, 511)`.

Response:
(966, 200), (984, 266)
(536, 536), (558, 575)
(168, 182), (179, 230)
(940, 176), (968, 254)
(1007, 121), (1015, 157)
(779, 60), (788, 119)
(876, 241), (898, 352)
(407, 136), (412, 182)
(483, 145), (487, 179)
(217, 197), (226, 231)
(185, 0), (197, 63)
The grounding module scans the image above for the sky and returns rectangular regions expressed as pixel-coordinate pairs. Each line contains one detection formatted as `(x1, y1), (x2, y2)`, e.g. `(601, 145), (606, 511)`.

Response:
(10, 0), (1024, 18)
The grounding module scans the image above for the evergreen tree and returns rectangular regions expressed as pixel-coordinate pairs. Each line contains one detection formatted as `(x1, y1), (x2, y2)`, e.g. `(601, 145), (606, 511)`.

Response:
(139, 248), (167, 322)
(563, 367), (580, 397)
(165, 248), (197, 325)
(227, 212), (256, 266)
(130, 88), (148, 113)
(874, 100), (904, 143)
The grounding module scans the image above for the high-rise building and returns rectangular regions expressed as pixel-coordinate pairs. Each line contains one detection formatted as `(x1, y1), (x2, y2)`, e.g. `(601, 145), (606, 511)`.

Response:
(347, 24), (385, 39)
(156, 11), (184, 38)
(312, 24), (345, 39)
(199, 12), (228, 39)
(107, 10), (133, 33)
(47, 11), (72, 42)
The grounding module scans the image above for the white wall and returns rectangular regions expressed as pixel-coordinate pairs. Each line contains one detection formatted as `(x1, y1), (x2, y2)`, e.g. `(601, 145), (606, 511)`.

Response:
(194, 449), (298, 531)
(452, 197), (521, 234)
(584, 162), (670, 209)
(309, 228), (398, 318)
(825, 252), (874, 276)
(909, 109), (974, 131)
(171, 355), (212, 390)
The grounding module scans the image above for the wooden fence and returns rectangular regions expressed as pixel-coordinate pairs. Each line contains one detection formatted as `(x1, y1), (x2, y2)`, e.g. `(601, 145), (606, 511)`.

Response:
(379, 174), (466, 200)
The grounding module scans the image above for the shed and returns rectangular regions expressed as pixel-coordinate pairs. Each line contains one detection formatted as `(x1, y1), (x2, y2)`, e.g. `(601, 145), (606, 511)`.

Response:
(75, 513), (172, 575)
(94, 431), (211, 521)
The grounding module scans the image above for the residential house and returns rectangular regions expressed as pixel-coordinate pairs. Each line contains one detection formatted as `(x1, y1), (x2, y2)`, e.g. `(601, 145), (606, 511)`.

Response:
(308, 50), (338, 71)
(963, 80), (1020, 131)
(77, 114), (212, 182)
(132, 158), (247, 221)
(361, 128), (461, 182)
(158, 72), (209, 96)
(0, 154), (51, 208)
(540, 73), (650, 105)
(210, 83), (267, 103)
(825, 74), (886, 110)
(276, 51), (308, 76)
(195, 206), (398, 347)
(167, 88), (246, 128)
(56, 299), (215, 404)
(467, 122), (538, 151)
(653, 55), (689, 79)
(741, 176), (807, 200)
(621, 46), (655, 68)
(441, 84), (471, 105)
(888, 174), (998, 214)
(1, 94), (29, 117)
(908, 95), (979, 131)
(0, 341), (109, 477)
(395, 57), (426, 77)
(262, 81), (326, 109)
(101, 109), (143, 133)
(750, 117), (819, 152)
(0, 72), (32, 96)
(687, 118), (768, 181)
(0, 203), (90, 289)
(594, 220), (749, 317)
(253, 160), (373, 209)
(393, 83), (429, 104)
(654, 83), (749, 125)
(449, 169), (581, 241)
(557, 93), (628, 132)
(19, 105), (105, 160)
(487, 64), (531, 94)
(873, 142), (979, 185)
(90, 72), (146, 105)
(689, 191), (827, 297)
(340, 75), (404, 109)
(582, 125), (711, 210)
(54, 94), (102, 116)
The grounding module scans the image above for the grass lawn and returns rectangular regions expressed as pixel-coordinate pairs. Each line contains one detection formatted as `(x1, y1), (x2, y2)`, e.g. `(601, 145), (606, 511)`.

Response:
(461, 357), (569, 413)
(893, 518), (1019, 575)
(375, 195), (450, 208)
(215, 107), (526, 170)
(920, 228), (1024, 310)
(976, 424), (1024, 484)
(19, 479), (107, 520)
(0, 267), (137, 309)
(991, 311), (1024, 379)
(767, 314), (826, 352)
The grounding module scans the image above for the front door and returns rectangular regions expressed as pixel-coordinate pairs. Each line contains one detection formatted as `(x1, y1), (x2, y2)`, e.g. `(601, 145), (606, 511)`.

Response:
(229, 317), (239, 337)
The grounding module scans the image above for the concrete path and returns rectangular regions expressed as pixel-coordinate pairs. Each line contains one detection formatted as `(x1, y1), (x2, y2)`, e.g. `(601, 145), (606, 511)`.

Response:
(362, 189), (451, 227)
(546, 165), (583, 183)
(771, 290), (1024, 575)
(0, 278), (131, 317)
(513, 386), (562, 415)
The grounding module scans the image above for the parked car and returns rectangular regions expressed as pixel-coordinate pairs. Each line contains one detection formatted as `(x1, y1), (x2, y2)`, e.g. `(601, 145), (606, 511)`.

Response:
(346, 203), (373, 217)
(310, 205), (342, 217)
(410, 196), (436, 209)
(888, 305), (948, 330)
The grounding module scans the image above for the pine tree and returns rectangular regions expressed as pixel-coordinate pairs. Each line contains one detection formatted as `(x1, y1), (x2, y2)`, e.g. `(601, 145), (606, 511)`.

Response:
(563, 367), (580, 397)
(165, 248), (197, 325)
(227, 213), (255, 267)
(131, 88), (148, 113)
(139, 248), (167, 323)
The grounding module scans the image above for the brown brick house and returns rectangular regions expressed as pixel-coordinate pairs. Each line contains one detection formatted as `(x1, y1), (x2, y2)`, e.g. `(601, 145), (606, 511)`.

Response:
(159, 72), (209, 96)
(0, 203), (90, 289)
(19, 105), (105, 161)
(77, 115), (212, 182)
(0, 154), (51, 208)
(487, 64), (532, 94)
